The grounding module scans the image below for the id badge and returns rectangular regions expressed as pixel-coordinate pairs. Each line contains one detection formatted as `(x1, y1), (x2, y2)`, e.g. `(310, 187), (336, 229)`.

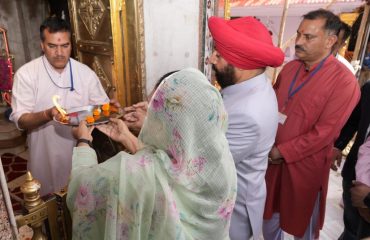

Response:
(278, 112), (287, 125)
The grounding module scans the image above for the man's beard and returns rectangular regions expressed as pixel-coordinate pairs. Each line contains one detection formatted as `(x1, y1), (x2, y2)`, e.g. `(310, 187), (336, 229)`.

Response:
(212, 64), (236, 89)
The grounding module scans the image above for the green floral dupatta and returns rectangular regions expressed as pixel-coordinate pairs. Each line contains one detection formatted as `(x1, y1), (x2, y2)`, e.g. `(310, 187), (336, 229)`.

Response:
(67, 68), (237, 239)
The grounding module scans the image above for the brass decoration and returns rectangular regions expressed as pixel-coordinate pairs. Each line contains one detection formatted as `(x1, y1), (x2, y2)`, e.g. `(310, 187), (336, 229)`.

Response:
(92, 56), (113, 94)
(16, 173), (72, 239)
(16, 171), (47, 240)
(340, 12), (360, 27)
(78, 0), (106, 39)
(68, 0), (146, 106)
(42, 189), (72, 240)
(224, 0), (230, 20)
(75, 40), (111, 55)
(110, 0), (146, 105)
(20, 172), (42, 211)
(53, 190), (72, 240)
(137, 0), (147, 99)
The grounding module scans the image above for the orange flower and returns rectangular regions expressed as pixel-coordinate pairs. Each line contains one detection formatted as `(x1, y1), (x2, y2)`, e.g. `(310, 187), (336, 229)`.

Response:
(61, 115), (69, 124)
(93, 108), (101, 116)
(85, 115), (95, 124)
(101, 103), (110, 111)
(102, 110), (110, 117)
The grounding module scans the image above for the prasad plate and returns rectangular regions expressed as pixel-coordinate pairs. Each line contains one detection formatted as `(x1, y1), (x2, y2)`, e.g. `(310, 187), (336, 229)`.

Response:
(53, 105), (124, 126)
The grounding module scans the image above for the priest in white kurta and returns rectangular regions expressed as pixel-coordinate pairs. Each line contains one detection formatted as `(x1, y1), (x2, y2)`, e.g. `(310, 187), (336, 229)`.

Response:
(11, 56), (108, 196)
(10, 17), (108, 196)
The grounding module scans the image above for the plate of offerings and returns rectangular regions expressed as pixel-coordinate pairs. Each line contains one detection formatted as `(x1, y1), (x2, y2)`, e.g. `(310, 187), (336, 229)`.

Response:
(53, 103), (124, 126)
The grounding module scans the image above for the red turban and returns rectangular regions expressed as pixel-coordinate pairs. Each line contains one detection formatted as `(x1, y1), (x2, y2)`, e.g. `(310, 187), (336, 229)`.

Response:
(208, 16), (284, 70)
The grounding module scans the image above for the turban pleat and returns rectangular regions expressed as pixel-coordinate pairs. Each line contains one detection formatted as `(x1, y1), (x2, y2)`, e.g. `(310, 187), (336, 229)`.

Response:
(208, 17), (284, 69)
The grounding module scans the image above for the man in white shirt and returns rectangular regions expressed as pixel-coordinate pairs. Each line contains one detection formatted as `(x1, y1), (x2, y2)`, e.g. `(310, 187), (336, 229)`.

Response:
(208, 16), (284, 240)
(10, 16), (109, 196)
(332, 21), (356, 75)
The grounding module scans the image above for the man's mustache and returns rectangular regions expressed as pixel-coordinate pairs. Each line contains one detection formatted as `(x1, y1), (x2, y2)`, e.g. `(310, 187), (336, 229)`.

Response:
(295, 45), (305, 52)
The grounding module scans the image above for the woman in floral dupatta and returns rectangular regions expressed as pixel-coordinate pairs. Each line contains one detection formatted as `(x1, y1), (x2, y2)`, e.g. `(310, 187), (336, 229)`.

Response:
(67, 68), (237, 239)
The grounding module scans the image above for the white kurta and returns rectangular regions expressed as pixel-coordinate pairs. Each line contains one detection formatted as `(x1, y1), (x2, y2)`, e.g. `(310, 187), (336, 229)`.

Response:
(336, 54), (356, 74)
(10, 56), (109, 196)
(222, 73), (278, 240)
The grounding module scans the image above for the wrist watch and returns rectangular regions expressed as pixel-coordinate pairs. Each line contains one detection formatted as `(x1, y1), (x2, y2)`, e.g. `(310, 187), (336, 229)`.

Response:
(76, 138), (92, 147)
(364, 192), (370, 208)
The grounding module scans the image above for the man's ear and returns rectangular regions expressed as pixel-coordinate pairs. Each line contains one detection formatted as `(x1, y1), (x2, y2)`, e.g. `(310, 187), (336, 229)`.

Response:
(209, 50), (218, 65)
(40, 42), (45, 52)
(326, 34), (338, 50)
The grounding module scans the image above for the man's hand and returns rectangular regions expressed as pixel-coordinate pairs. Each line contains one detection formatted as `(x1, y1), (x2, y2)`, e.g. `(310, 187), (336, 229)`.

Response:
(268, 158), (283, 164)
(52, 107), (67, 122)
(331, 147), (343, 171)
(72, 121), (94, 141)
(268, 146), (284, 164)
(41, 106), (59, 121)
(109, 98), (121, 108)
(18, 106), (60, 130)
(358, 208), (370, 223)
(351, 181), (370, 208)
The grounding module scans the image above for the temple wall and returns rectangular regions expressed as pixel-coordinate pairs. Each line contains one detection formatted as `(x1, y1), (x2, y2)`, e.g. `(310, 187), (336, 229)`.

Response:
(143, 0), (201, 96)
(0, 1), (48, 70)
(2, 0), (207, 97)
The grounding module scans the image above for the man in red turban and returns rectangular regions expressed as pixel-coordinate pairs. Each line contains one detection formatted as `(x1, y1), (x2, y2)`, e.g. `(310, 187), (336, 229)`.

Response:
(208, 16), (284, 240)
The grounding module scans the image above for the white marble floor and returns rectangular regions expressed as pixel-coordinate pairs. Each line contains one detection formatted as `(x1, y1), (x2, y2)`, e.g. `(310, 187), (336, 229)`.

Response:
(319, 170), (344, 240)
(282, 169), (344, 240)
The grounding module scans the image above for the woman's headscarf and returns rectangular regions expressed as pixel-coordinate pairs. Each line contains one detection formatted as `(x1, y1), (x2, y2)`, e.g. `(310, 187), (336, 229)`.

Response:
(67, 68), (236, 239)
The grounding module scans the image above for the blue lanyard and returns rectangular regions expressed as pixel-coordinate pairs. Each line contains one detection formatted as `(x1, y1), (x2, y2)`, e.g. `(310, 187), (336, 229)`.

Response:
(287, 55), (330, 103)
(69, 59), (74, 91)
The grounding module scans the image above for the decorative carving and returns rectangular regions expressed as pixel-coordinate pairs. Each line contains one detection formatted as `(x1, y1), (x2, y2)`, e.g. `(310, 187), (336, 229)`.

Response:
(69, 0), (146, 106)
(92, 56), (112, 93)
(78, 0), (106, 39)
(137, 0), (146, 99)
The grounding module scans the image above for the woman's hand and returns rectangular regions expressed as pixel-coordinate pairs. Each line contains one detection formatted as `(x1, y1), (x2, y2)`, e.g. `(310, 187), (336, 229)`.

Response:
(123, 101), (148, 133)
(72, 121), (94, 141)
(96, 118), (129, 144)
(109, 98), (121, 108)
(124, 101), (148, 113)
(123, 108), (147, 133)
(97, 118), (139, 153)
